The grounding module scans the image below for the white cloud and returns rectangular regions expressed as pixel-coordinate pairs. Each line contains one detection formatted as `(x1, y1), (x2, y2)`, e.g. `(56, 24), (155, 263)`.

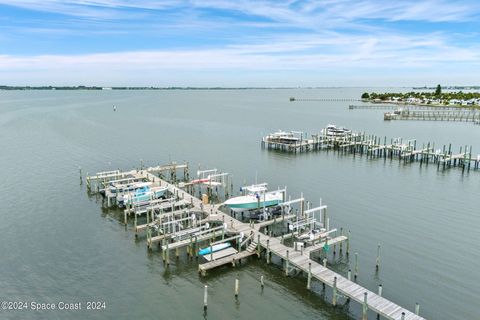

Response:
(1, 0), (479, 23)
(0, 32), (478, 74)
(1, 0), (480, 85)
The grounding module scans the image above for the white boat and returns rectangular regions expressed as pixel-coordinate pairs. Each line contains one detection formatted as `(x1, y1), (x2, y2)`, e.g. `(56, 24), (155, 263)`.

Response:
(224, 183), (283, 211)
(102, 178), (146, 195)
(115, 182), (153, 203)
(264, 130), (302, 144)
(198, 242), (231, 256)
(121, 186), (168, 206)
(190, 177), (222, 186)
(321, 124), (351, 137)
(297, 228), (326, 240)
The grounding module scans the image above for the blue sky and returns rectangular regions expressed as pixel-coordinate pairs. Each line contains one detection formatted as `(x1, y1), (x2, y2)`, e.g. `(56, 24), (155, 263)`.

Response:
(1, 0), (480, 86)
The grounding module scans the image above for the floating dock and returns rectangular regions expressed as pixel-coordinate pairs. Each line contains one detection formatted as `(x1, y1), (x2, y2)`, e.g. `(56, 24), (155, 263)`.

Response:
(85, 162), (427, 320)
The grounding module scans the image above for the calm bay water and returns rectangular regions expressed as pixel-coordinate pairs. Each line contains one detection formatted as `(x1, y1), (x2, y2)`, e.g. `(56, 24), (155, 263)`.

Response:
(0, 88), (479, 320)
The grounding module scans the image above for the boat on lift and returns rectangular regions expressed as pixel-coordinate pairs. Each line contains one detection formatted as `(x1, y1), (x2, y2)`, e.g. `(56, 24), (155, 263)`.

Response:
(224, 183), (284, 211)
(102, 178), (147, 195)
(198, 242), (231, 256)
(321, 124), (351, 137)
(190, 177), (223, 186)
(121, 186), (168, 206)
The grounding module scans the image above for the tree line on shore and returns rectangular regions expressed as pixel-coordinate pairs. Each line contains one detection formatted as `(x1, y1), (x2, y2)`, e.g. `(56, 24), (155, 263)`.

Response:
(361, 85), (480, 104)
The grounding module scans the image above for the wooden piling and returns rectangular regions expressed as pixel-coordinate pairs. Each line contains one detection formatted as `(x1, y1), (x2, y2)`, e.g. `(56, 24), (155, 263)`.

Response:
(332, 276), (337, 306)
(257, 234), (261, 257)
(354, 252), (358, 279)
(307, 262), (312, 290)
(376, 244), (381, 270)
(266, 239), (270, 264)
(285, 250), (290, 276)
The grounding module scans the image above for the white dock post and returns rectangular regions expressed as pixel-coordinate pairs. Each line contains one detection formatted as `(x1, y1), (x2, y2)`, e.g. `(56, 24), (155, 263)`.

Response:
(376, 244), (381, 270)
(307, 262), (312, 290)
(260, 275), (264, 288)
(415, 302), (420, 315)
(323, 258), (327, 267)
(235, 278), (239, 297)
(401, 312), (405, 320)
(347, 269), (351, 281)
(332, 276), (337, 306)
(376, 284), (383, 319)
(203, 285), (208, 310)
(362, 292), (368, 320)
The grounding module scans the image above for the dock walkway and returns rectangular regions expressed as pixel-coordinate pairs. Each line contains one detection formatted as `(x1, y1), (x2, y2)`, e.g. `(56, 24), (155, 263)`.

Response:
(257, 234), (423, 320)
(87, 168), (426, 320)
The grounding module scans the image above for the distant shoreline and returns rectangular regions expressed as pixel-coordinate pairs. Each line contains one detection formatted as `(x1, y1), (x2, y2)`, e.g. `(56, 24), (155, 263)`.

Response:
(365, 99), (480, 109)
(0, 86), (298, 91)
(1, 85), (479, 91)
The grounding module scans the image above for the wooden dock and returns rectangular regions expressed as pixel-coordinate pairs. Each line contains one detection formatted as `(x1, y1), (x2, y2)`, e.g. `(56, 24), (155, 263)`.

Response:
(260, 235), (422, 320)
(384, 109), (480, 122)
(262, 129), (479, 172)
(198, 244), (257, 275)
(290, 97), (360, 102)
(349, 104), (476, 111)
(86, 164), (427, 320)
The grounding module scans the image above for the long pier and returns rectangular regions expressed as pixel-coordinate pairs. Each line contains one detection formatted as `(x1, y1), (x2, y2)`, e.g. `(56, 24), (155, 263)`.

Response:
(261, 130), (480, 172)
(384, 109), (480, 122)
(86, 164), (427, 320)
(290, 97), (360, 102)
(349, 104), (477, 111)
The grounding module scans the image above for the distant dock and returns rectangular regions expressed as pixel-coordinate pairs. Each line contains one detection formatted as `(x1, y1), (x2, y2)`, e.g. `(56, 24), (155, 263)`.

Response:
(261, 128), (479, 172)
(290, 97), (360, 102)
(349, 104), (476, 111)
(383, 109), (480, 123)
(85, 162), (426, 320)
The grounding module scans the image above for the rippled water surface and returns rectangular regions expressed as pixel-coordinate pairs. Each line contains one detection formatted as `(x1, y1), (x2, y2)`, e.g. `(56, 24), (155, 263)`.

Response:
(0, 89), (478, 320)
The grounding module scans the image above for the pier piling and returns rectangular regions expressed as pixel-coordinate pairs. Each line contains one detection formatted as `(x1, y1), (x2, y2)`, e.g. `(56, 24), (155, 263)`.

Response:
(203, 285), (208, 310)
(235, 278), (239, 297)
(376, 244), (381, 271)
